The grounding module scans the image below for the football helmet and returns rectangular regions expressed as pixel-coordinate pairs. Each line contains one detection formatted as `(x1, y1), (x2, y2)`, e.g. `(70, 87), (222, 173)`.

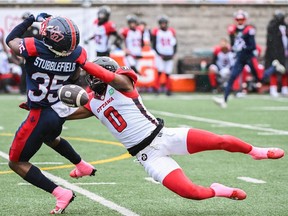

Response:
(274, 10), (285, 25)
(97, 6), (111, 24)
(86, 57), (119, 95)
(40, 16), (80, 56)
(158, 15), (169, 24)
(126, 14), (138, 24)
(158, 15), (169, 30)
(234, 10), (248, 21)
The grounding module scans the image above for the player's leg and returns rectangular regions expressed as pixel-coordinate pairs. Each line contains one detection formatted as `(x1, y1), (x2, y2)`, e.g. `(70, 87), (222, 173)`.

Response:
(208, 65), (219, 92)
(154, 55), (164, 94)
(137, 144), (245, 200)
(164, 60), (173, 96)
(46, 137), (96, 178)
(281, 73), (288, 96)
(163, 168), (246, 200)
(224, 59), (245, 102)
(9, 109), (75, 214)
(269, 74), (279, 97)
(186, 128), (284, 160)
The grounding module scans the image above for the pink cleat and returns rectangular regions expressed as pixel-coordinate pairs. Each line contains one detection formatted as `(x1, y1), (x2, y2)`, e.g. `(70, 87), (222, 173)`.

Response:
(249, 147), (284, 160)
(210, 183), (247, 200)
(70, 160), (96, 179)
(51, 188), (76, 214)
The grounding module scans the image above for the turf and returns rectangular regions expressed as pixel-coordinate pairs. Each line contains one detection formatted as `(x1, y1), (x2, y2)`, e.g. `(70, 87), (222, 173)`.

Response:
(0, 93), (287, 216)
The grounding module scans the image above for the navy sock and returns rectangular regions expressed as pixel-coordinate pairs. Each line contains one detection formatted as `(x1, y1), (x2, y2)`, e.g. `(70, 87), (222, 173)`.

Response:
(52, 138), (81, 164)
(24, 165), (57, 193)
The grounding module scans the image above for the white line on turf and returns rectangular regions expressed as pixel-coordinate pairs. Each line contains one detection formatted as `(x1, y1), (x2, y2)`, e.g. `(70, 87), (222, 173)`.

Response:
(237, 177), (266, 184)
(0, 162), (63, 165)
(151, 110), (288, 135)
(18, 182), (116, 186)
(248, 106), (288, 111)
(0, 150), (139, 216)
(145, 177), (160, 184)
(74, 182), (116, 185)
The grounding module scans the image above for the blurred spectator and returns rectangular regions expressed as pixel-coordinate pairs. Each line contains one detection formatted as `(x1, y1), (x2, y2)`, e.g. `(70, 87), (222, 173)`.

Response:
(119, 14), (143, 74)
(151, 15), (177, 96)
(19, 12), (41, 94)
(262, 10), (288, 97)
(213, 10), (261, 108)
(208, 38), (235, 93)
(138, 20), (151, 48)
(0, 27), (21, 93)
(84, 5), (122, 57)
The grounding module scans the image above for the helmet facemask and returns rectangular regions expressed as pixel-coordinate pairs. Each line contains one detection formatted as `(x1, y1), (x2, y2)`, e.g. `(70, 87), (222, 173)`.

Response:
(85, 57), (120, 97)
(86, 75), (107, 96)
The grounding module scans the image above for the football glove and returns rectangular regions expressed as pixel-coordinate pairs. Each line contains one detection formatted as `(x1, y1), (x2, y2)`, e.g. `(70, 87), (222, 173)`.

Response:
(35, 13), (52, 22)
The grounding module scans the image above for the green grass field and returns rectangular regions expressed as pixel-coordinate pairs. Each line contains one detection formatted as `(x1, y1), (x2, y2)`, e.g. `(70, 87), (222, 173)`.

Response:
(0, 93), (287, 216)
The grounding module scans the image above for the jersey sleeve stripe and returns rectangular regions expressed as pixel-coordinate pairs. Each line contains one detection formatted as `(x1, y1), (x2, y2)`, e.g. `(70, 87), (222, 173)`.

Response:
(25, 38), (38, 56)
(64, 17), (77, 52)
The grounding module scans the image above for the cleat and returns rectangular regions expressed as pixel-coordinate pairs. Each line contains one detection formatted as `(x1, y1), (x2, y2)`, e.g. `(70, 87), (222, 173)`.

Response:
(212, 96), (227, 108)
(210, 183), (246, 200)
(50, 190), (76, 214)
(267, 148), (285, 159)
(70, 160), (96, 179)
(250, 147), (284, 160)
(272, 60), (286, 74)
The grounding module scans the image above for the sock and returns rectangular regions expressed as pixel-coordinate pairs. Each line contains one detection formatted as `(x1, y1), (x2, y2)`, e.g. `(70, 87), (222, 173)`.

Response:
(162, 169), (215, 200)
(186, 129), (252, 154)
(52, 138), (81, 164)
(24, 165), (57, 193)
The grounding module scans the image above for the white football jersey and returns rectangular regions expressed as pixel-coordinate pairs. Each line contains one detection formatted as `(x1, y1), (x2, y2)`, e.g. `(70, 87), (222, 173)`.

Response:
(121, 27), (142, 56)
(93, 21), (117, 52)
(86, 86), (158, 149)
(152, 27), (176, 55)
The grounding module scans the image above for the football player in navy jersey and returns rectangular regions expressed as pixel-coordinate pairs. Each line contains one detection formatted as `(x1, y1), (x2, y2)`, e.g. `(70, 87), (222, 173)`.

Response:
(6, 13), (96, 214)
(213, 10), (261, 108)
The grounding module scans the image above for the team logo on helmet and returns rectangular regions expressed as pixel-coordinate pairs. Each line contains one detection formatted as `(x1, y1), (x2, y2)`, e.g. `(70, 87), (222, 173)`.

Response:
(48, 26), (64, 42)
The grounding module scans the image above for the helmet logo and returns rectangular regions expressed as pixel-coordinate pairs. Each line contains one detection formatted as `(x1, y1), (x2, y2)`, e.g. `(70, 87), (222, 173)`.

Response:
(48, 26), (64, 42)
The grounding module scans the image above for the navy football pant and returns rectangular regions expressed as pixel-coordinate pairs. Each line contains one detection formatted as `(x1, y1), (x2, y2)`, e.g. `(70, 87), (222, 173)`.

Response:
(9, 107), (65, 162)
(224, 56), (259, 102)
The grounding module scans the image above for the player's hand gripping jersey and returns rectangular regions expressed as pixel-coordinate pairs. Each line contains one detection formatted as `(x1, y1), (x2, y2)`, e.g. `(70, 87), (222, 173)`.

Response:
(19, 38), (86, 108)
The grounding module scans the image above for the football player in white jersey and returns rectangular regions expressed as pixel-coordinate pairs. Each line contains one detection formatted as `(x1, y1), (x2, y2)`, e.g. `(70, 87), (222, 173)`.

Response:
(84, 5), (122, 57)
(151, 15), (177, 96)
(67, 56), (284, 202)
(120, 14), (144, 74)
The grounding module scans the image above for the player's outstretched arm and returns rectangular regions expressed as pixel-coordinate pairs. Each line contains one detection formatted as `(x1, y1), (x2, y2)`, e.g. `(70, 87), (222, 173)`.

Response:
(82, 61), (134, 92)
(67, 107), (93, 120)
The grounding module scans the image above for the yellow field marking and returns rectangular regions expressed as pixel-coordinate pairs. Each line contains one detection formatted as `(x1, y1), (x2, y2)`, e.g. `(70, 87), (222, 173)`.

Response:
(0, 133), (131, 175)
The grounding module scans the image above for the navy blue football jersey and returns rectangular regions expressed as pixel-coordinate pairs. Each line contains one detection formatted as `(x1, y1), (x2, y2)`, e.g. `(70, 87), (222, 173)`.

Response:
(19, 37), (87, 108)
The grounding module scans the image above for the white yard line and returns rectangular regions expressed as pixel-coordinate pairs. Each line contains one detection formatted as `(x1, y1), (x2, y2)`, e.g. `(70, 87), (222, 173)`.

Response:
(237, 177), (266, 184)
(74, 182), (116, 185)
(0, 162), (64, 165)
(151, 110), (288, 135)
(0, 150), (139, 216)
(144, 177), (160, 184)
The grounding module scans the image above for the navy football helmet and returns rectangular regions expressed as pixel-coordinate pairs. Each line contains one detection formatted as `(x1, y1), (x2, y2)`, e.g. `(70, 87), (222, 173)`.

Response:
(40, 16), (80, 56)
(97, 6), (111, 24)
(86, 57), (119, 95)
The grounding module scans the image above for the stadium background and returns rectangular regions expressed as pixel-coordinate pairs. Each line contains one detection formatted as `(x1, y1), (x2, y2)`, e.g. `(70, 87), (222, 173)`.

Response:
(2, 1), (288, 60)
